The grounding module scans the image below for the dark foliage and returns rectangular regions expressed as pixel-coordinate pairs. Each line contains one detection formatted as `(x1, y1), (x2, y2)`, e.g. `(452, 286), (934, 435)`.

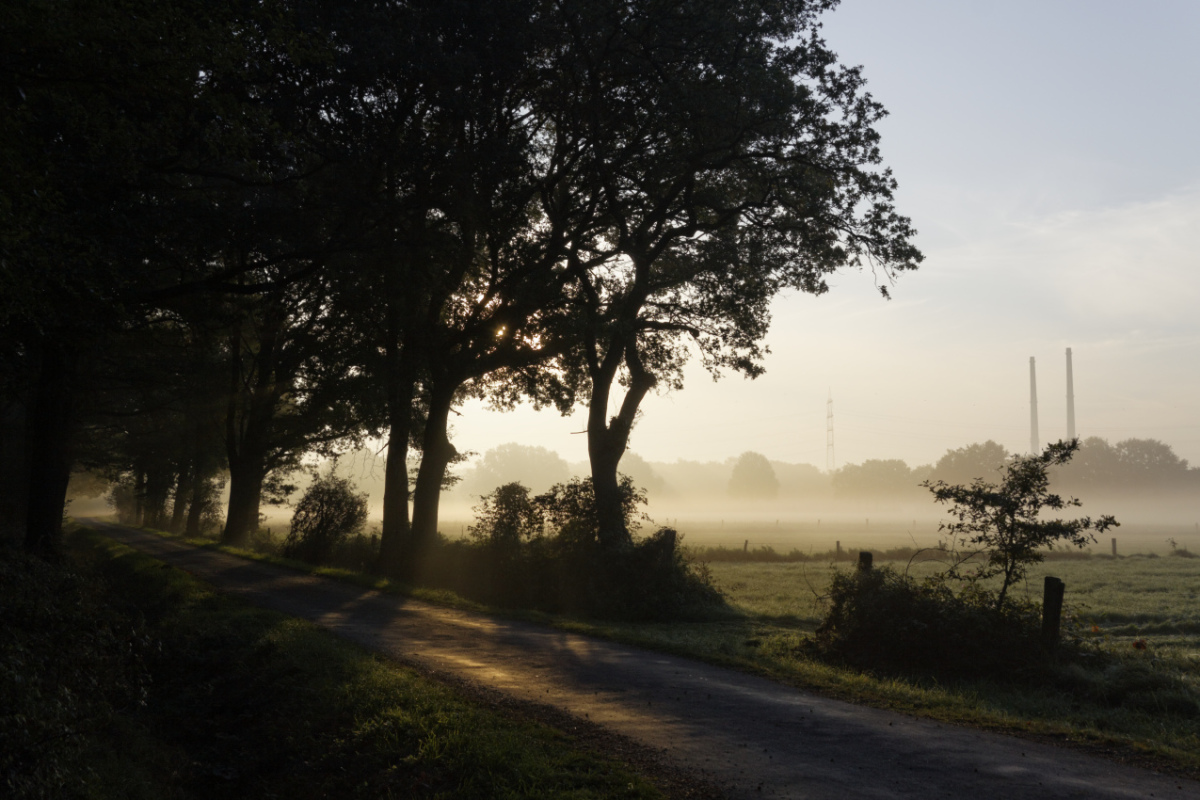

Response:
(427, 478), (724, 620)
(811, 566), (1051, 679)
(0, 545), (150, 798)
(924, 439), (1118, 608)
(467, 482), (542, 551)
(812, 443), (1125, 683)
(281, 474), (368, 565)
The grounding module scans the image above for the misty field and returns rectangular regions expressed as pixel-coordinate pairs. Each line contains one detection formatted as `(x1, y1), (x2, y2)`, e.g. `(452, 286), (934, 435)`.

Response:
(707, 555), (1200, 639)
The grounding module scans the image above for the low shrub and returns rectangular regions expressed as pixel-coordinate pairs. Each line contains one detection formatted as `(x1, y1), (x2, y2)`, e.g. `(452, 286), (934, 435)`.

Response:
(419, 527), (723, 621)
(281, 473), (368, 565)
(810, 565), (1051, 679)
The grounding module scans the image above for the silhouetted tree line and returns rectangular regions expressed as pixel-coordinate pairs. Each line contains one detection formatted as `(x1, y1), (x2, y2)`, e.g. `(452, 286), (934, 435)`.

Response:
(1, 0), (922, 587)
(830, 437), (1199, 500)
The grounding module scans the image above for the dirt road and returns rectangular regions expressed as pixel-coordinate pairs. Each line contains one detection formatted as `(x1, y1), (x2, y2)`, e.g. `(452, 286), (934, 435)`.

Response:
(89, 522), (1195, 799)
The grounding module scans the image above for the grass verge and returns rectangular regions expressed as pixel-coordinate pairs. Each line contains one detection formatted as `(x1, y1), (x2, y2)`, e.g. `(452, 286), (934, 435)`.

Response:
(114, 521), (1200, 780)
(3, 528), (662, 799)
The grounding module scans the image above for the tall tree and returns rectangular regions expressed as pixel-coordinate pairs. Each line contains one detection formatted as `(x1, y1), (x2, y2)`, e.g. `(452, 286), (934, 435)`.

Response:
(220, 269), (371, 546)
(322, 0), (617, 574)
(548, 0), (923, 545)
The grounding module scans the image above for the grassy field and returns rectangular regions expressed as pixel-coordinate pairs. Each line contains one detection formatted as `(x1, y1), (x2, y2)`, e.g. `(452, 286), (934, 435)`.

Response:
(706, 555), (1200, 633)
(2, 529), (664, 799)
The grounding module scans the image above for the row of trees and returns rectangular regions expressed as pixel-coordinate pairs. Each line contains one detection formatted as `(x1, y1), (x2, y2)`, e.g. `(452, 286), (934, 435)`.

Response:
(428, 435), (1197, 507)
(2, 1), (921, 579)
(831, 437), (1198, 499)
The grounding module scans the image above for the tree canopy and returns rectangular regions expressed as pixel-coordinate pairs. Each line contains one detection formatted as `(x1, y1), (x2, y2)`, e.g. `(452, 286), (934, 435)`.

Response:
(2, 0), (922, 577)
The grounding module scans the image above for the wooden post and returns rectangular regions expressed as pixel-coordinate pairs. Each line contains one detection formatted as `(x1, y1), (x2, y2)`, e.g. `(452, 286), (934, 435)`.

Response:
(836, 540), (841, 558)
(1111, 538), (1117, 557)
(1042, 576), (1065, 647)
(658, 527), (677, 569)
(743, 539), (748, 553)
(858, 551), (873, 571)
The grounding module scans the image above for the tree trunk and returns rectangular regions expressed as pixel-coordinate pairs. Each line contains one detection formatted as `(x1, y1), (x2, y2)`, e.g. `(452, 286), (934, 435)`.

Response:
(588, 413), (628, 548)
(144, 466), (173, 530)
(376, 417), (412, 573)
(221, 319), (274, 547)
(24, 337), (75, 557)
(185, 471), (207, 537)
(223, 454), (264, 547)
(408, 381), (458, 566)
(376, 297), (418, 574)
(184, 418), (211, 537)
(586, 338), (655, 550)
(133, 467), (147, 526)
(168, 460), (192, 533)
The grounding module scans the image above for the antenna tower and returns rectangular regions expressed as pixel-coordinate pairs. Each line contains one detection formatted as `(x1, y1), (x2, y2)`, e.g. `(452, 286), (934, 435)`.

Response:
(1066, 347), (1076, 440)
(1029, 356), (1040, 455)
(826, 390), (835, 473)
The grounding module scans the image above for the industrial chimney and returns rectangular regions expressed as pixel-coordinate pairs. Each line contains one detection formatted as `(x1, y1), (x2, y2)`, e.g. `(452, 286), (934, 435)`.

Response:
(1029, 356), (1040, 455)
(1066, 347), (1076, 441)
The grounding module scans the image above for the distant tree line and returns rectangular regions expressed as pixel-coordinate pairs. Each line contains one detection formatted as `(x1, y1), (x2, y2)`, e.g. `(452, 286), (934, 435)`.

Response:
(1, 0), (922, 584)
(831, 438), (1199, 500)
(442, 435), (1198, 509)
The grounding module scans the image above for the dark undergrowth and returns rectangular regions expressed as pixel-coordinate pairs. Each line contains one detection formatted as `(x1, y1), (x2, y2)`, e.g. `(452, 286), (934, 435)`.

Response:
(250, 528), (726, 622)
(414, 532), (726, 621)
(0, 528), (661, 799)
(805, 565), (1200, 721)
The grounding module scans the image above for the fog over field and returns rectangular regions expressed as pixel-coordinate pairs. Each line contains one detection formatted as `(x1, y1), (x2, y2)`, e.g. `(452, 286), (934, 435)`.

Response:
(129, 436), (1193, 557)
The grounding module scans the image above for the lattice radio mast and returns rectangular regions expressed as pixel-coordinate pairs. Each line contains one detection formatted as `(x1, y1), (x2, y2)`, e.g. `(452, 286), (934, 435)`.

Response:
(826, 389), (835, 473)
(1029, 356), (1040, 455)
(1066, 347), (1076, 441)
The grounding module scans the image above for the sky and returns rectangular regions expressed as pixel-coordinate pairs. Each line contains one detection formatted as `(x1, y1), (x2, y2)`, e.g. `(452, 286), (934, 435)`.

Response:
(451, 0), (1200, 472)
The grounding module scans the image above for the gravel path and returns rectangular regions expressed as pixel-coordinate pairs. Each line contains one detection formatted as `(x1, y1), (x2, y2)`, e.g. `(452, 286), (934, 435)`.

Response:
(90, 522), (1196, 800)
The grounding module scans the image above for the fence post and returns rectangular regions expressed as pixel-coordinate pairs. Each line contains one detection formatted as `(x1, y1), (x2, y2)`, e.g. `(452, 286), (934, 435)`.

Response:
(658, 527), (677, 569)
(1111, 538), (1117, 557)
(857, 551), (873, 571)
(1042, 576), (1065, 647)
(743, 539), (748, 553)
(836, 540), (841, 558)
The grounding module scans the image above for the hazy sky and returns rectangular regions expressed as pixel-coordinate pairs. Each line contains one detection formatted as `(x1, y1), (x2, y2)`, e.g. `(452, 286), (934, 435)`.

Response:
(453, 0), (1200, 471)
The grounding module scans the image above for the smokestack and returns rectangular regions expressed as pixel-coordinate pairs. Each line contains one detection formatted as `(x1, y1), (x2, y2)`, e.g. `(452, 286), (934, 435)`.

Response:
(1066, 347), (1076, 441)
(1029, 356), (1040, 455)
